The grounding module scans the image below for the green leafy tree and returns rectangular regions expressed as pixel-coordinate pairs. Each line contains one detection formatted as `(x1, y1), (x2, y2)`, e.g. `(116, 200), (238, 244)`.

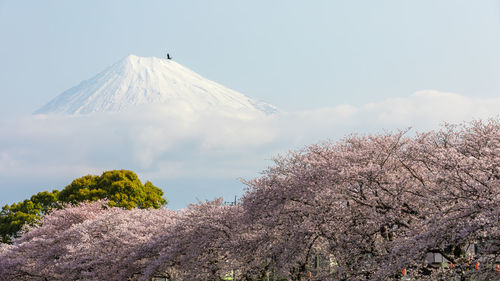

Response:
(0, 190), (59, 243)
(1, 170), (166, 243)
(58, 170), (167, 209)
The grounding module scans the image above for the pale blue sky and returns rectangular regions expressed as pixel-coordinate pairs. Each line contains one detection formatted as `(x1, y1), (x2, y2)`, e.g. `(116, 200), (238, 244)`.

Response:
(1, 1), (500, 208)
(1, 0), (500, 116)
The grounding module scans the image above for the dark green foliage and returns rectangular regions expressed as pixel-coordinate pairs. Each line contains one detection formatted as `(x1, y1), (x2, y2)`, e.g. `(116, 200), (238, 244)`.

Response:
(0, 190), (59, 243)
(1, 170), (166, 243)
(58, 170), (167, 209)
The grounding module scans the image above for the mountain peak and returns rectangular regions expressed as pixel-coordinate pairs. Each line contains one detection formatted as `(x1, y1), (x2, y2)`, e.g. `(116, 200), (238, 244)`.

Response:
(121, 53), (166, 65)
(125, 53), (138, 59)
(34, 55), (278, 116)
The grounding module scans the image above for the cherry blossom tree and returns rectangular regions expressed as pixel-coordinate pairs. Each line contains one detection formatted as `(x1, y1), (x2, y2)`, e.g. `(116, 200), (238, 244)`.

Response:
(0, 201), (109, 280)
(378, 118), (500, 280)
(240, 118), (499, 280)
(239, 130), (430, 279)
(55, 207), (178, 280)
(0, 201), (179, 281)
(0, 118), (497, 281)
(137, 198), (242, 281)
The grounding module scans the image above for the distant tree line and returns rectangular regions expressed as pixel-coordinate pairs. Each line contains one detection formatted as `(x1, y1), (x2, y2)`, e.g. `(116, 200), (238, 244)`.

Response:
(0, 119), (498, 280)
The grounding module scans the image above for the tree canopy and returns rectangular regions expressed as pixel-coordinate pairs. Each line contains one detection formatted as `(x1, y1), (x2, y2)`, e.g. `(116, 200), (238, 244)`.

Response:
(58, 169), (166, 209)
(0, 119), (498, 280)
(0, 190), (59, 243)
(0, 170), (166, 243)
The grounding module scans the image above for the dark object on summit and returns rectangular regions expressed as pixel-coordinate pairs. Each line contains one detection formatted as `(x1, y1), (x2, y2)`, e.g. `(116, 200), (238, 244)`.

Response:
(167, 53), (172, 60)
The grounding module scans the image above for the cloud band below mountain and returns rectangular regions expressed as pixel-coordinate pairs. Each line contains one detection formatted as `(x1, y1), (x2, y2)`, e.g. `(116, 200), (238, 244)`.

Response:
(1, 90), (498, 208)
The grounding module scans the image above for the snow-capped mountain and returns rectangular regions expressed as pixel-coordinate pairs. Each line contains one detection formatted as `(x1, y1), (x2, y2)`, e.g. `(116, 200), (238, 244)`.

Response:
(34, 54), (278, 115)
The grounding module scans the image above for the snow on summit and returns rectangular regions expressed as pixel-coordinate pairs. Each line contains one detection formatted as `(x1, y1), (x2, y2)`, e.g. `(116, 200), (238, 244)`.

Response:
(34, 54), (278, 115)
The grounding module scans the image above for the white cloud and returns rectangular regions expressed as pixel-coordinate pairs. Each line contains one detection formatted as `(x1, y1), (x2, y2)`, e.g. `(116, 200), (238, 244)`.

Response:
(361, 90), (498, 125)
(1, 90), (498, 208)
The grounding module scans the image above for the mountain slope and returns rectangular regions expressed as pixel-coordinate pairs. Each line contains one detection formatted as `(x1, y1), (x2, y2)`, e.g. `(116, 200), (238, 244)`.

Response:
(34, 54), (278, 115)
